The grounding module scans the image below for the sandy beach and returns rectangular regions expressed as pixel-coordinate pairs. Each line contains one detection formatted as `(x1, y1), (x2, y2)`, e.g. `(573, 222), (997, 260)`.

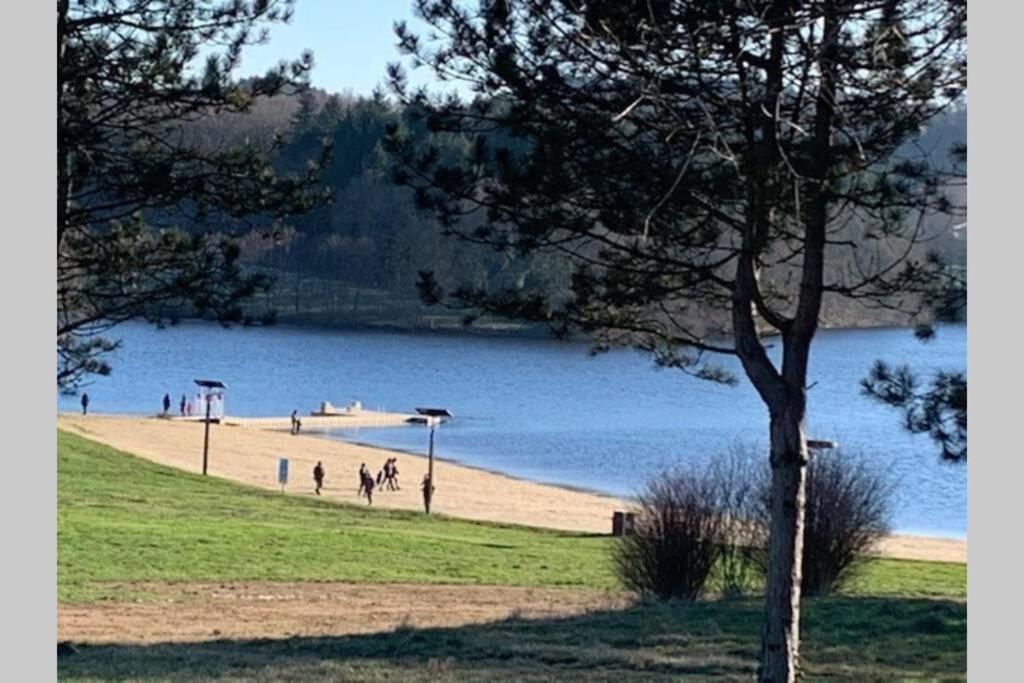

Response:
(57, 413), (966, 564)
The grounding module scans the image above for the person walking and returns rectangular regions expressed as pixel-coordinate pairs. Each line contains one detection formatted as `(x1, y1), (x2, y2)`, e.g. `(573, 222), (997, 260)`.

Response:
(358, 463), (370, 497)
(290, 410), (298, 435)
(162, 393), (171, 416)
(80, 393), (90, 415)
(363, 469), (376, 506)
(313, 461), (325, 496)
(179, 394), (187, 416)
(384, 458), (400, 491)
(421, 473), (435, 512)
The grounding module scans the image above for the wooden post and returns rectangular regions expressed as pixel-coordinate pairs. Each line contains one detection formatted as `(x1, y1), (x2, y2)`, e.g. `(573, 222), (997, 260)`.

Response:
(202, 394), (211, 476)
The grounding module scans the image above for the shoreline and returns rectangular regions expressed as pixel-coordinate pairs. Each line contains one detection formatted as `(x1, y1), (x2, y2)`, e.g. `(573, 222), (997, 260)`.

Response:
(316, 433), (631, 503)
(169, 311), (965, 345)
(292, 427), (967, 543)
(56, 413), (966, 563)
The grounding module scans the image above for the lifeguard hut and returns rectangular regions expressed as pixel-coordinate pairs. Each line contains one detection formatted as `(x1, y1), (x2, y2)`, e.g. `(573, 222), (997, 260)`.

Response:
(195, 378), (226, 419)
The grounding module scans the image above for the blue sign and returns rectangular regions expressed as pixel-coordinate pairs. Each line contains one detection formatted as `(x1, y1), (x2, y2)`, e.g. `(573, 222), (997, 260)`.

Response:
(278, 458), (289, 485)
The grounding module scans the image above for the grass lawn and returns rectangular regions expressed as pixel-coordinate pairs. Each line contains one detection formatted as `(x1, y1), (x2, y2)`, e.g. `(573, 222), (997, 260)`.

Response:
(58, 430), (966, 680)
(58, 430), (616, 603)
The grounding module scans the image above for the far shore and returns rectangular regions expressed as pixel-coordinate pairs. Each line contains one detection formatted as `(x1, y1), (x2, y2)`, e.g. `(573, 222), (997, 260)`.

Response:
(56, 413), (966, 564)
(156, 312), (965, 348)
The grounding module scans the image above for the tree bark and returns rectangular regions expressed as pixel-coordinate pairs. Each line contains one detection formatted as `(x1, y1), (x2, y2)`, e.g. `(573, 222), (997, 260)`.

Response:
(759, 394), (809, 683)
(756, 3), (836, 678)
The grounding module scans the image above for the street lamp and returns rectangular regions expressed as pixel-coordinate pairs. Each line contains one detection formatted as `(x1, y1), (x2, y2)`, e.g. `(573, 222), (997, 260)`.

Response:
(194, 379), (227, 476)
(415, 407), (452, 514)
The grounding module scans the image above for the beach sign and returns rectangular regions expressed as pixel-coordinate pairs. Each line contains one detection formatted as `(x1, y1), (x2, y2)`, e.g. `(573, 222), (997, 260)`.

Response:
(278, 457), (289, 491)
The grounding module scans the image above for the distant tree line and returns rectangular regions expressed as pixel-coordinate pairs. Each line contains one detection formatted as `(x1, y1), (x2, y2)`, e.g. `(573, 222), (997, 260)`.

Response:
(178, 89), (966, 331)
(176, 90), (573, 322)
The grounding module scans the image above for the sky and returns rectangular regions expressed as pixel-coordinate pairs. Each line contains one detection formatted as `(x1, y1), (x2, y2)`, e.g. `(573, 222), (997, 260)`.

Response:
(235, 1), (438, 97)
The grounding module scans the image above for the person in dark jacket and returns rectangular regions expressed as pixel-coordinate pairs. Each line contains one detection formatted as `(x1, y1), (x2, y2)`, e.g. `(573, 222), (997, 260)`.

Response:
(80, 393), (90, 415)
(162, 393), (171, 416)
(421, 473), (435, 511)
(363, 470), (375, 505)
(358, 463), (370, 497)
(313, 461), (325, 495)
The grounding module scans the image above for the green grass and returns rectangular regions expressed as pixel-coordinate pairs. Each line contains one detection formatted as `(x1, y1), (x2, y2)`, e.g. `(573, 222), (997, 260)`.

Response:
(58, 430), (965, 602)
(58, 597), (966, 681)
(58, 430), (964, 603)
(58, 430), (616, 603)
(58, 430), (967, 681)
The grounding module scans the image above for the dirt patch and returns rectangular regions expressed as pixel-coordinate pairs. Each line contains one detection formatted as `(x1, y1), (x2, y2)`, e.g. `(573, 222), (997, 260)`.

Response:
(58, 582), (633, 644)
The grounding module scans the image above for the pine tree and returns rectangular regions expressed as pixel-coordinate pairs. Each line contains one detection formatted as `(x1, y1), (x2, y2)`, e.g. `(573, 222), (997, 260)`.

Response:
(57, 0), (330, 390)
(385, 1), (966, 679)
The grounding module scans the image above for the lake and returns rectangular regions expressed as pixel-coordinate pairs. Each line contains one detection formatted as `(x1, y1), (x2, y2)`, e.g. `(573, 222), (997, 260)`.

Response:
(58, 320), (967, 539)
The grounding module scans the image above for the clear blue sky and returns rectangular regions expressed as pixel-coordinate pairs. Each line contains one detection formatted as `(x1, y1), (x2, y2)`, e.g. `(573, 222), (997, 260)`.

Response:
(236, 1), (437, 96)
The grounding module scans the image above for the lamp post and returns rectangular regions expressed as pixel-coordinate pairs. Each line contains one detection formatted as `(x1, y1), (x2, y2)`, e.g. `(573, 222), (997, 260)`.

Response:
(194, 379), (227, 476)
(415, 407), (452, 514)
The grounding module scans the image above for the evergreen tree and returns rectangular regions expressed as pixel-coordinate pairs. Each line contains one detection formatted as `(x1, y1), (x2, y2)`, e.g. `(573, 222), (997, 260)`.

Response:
(386, 1), (966, 679)
(57, 0), (329, 390)
(863, 265), (967, 461)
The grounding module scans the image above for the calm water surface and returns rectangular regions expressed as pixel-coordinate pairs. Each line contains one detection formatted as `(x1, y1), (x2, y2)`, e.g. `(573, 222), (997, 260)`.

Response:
(58, 320), (967, 538)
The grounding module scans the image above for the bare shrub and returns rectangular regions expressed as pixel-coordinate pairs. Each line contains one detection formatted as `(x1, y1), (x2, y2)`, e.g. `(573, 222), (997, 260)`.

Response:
(616, 447), (892, 600)
(614, 466), (726, 600)
(752, 451), (895, 596)
(707, 448), (767, 599)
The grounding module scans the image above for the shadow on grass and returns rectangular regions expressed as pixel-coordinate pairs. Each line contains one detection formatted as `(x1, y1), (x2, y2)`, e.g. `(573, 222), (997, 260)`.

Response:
(58, 596), (965, 682)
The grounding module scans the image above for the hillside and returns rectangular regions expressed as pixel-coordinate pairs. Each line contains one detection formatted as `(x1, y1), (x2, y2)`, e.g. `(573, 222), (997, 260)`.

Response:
(164, 94), (966, 338)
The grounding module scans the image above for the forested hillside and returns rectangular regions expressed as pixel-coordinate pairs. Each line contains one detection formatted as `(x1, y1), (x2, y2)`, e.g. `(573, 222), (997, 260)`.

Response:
(169, 89), (966, 335)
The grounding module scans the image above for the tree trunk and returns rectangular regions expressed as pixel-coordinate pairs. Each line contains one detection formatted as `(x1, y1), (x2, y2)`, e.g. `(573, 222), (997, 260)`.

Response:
(759, 397), (809, 683)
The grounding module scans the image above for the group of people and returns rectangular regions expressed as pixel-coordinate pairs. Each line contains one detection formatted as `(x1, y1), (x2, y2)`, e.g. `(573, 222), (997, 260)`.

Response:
(160, 391), (223, 418)
(310, 459), (432, 509)
(357, 459), (400, 505)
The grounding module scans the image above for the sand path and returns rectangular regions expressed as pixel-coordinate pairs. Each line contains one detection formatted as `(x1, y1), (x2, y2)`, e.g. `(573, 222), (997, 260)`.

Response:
(58, 582), (629, 644)
(57, 414), (965, 563)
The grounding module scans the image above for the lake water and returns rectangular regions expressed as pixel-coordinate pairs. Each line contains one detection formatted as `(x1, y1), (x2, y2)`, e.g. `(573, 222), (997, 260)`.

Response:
(58, 320), (967, 539)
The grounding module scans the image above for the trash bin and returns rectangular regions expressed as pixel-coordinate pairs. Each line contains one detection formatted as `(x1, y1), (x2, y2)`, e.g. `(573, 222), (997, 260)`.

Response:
(612, 511), (636, 536)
